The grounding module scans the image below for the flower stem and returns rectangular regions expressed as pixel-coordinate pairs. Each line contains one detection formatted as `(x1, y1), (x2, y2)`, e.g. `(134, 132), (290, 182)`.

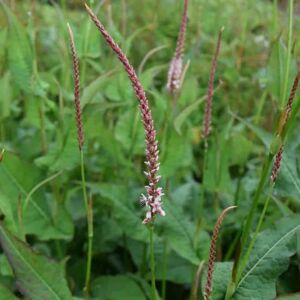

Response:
(281, 0), (293, 109)
(162, 239), (168, 300)
(149, 224), (156, 300)
(237, 183), (274, 281)
(81, 150), (93, 299)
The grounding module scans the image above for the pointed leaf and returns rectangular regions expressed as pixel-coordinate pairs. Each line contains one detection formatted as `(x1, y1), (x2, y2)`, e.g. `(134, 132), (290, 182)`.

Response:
(0, 224), (72, 300)
(233, 216), (300, 299)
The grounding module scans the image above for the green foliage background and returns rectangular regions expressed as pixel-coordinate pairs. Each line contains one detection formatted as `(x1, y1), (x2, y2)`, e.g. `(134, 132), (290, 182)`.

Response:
(0, 0), (300, 299)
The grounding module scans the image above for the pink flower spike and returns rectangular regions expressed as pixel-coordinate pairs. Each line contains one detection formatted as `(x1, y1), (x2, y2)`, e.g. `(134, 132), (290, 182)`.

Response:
(202, 27), (224, 143)
(167, 0), (189, 95)
(271, 144), (284, 183)
(84, 4), (165, 224)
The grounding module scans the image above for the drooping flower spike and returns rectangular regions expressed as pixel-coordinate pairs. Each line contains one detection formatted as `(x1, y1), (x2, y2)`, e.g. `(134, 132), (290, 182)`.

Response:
(85, 4), (165, 224)
(167, 0), (189, 94)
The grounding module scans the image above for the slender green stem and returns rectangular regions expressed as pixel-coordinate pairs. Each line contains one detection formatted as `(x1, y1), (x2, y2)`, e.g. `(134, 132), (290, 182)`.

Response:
(193, 144), (208, 247)
(39, 102), (47, 154)
(281, 0), (293, 109)
(80, 150), (89, 214)
(199, 146), (208, 222)
(226, 153), (273, 298)
(81, 150), (94, 300)
(272, 0), (279, 37)
(237, 183), (274, 281)
(162, 239), (168, 300)
(149, 224), (156, 300)
(240, 154), (273, 251)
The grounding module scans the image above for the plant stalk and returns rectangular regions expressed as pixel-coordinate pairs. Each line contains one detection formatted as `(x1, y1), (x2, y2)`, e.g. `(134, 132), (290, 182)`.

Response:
(81, 150), (93, 299)
(149, 224), (156, 300)
(281, 0), (293, 109)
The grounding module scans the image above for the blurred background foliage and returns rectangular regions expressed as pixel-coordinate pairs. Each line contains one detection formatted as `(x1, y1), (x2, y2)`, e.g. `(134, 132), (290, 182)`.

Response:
(0, 0), (300, 299)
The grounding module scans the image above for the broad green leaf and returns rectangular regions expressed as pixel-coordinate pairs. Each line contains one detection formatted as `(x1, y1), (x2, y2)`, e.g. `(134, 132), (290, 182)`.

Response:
(0, 224), (72, 300)
(0, 152), (73, 240)
(267, 40), (298, 106)
(155, 249), (197, 284)
(35, 122), (80, 172)
(159, 198), (209, 265)
(115, 108), (145, 155)
(1, 3), (33, 93)
(277, 295), (300, 300)
(233, 216), (300, 299)
(0, 72), (12, 120)
(228, 111), (272, 149)
(0, 254), (13, 276)
(174, 97), (205, 135)
(93, 218), (122, 254)
(81, 74), (111, 107)
(91, 275), (146, 300)
(201, 262), (233, 300)
(89, 183), (148, 242)
(229, 133), (253, 166)
(160, 131), (193, 177)
(0, 283), (18, 300)
(204, 130), (232, 193)
(0, 28), (7, 69)
(276, 154), (300, 204)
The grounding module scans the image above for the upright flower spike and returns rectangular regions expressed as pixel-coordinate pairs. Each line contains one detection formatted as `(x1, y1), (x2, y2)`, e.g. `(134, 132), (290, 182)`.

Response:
(167, 0), (189, 94)
(85, 4), (165, 224)
(271, 70), (300, 183)
(67, 23), (84, 150)
(271, 144), (284, 183)
(277, 70), (300, 136)
(204, 206), (236, 300)
(0, 149), (4, 162)
(202, 27), (224, 144)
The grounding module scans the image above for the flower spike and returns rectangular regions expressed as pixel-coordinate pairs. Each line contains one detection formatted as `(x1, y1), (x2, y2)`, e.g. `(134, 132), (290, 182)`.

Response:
(167, 0), (189, 94)
(85, 4), (165, 224)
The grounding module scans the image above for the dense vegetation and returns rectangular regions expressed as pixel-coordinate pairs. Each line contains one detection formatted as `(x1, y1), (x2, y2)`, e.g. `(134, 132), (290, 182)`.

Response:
(0, 0), (300, 299)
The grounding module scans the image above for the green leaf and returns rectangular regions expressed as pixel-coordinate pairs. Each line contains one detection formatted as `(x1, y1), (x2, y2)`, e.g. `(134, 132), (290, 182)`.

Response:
(229, 133), (253, 166)
(0, 72), (12, 120)
(35, 122), (80, 172)
(201, 262), (233, 300)
(0, 152), (73, 240)
(91, 275), (146, 300)
(233, 216), (300, 299)
(174, 97), (205, 135)
(267, 40), (298, 105)
(160, 131), (193, 177)
(204, 130), (232, 193)
(115, 108), (145, 155)
(0, 283), (19, 300)
(1, 3), (33, 93)
(276, 154), (300, 204)
(0, 224), (72, 300)
(89, 183), (148, 242)
(159, 198), (208, 265)
(155, 249), (197, 284)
